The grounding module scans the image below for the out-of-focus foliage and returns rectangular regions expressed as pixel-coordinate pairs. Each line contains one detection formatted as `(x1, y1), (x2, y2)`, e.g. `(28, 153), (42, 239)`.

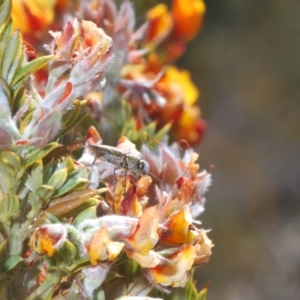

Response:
(181, 1), (300, 299)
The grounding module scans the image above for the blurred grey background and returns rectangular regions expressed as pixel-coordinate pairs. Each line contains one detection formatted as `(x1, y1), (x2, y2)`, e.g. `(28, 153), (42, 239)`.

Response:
(176, 1), (300, 299)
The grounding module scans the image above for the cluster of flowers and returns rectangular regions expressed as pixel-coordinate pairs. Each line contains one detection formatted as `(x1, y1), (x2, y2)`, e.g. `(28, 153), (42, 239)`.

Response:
(12, 0), (206, 145)
(29, 127), (212, 297)
(0, 0), (212, 298)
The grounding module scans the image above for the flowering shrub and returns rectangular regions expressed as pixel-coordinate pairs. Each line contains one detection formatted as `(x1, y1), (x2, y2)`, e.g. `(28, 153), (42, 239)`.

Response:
(0, 0), (212, 299)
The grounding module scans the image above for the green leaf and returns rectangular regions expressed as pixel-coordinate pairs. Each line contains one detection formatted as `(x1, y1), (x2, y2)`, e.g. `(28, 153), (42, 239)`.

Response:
(28, 192), (41, 211)
(57, 240), (77, 262)
(24, 142), (60, 167)
(0, 194), (20, 223)
(31, 212), (61, 230)
(12, 55), (55, 86)
(47, 168), (68, 190)
(73, 206), (98, 227)
(61, 99), (88, 136)
(0, 0), (12, 40)
(36, 184), (55, 200)
(57, 156), (76, 173)
(154, 122), (172, 143)
(47, 188), (99, 219)
(103, 278), (126, 300)
(94, 290), (105, 300)
(25, 269), (62, 300)
(0, 255), (23, 272)
(127, 275), (153, 296)
(197, 287), (208, 300)
(2, 30), (23, 84)
(26, 159), (43, 192)
(0, 77), (12, 119)
(0, 162), (14, 194)
(53, 167), (88, 198)
(0, 239), (7, 256)
(1, 150), (21, 172)
(161, 270), (209, 300)
(121, 259), (140, 287)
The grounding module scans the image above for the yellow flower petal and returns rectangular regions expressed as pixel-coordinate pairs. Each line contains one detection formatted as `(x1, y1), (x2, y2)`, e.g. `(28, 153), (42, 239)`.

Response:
(86, 227), (124, 265)
(161, 206), (193, 245)
(149, 245), (195, 287)
(126, 206), (159, 254)
(165, 66), (199, 105)
(29, 224), (67, 257)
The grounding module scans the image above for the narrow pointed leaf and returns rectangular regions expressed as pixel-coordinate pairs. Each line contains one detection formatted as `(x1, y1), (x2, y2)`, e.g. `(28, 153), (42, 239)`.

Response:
(46, 197), (100, 218)
(0, 1), (11, 36)
(47, 168), (68, 190)
(0, 23), (14, 75)
(36, 184), (55, 200)
(196, 287), (208, 300)
(0, 78), (12, 118)
(154, 123), (172, 142)
(25, 269), (62, 300)
(0, 194), (20, 222)
(53, 167), (88, 197)
(24, 142), (60, 167)
(61, 99), (88, 136)
(26, 159), (43, 193)
(12, 55), (55, 86)
(0, 255), (23, 272)
(73, 205), (98, 227)
(2, 30), (23, 83)
(127, 276), (153, 296)
(0, 239), (7, 256)
(1, 150), (20, 171)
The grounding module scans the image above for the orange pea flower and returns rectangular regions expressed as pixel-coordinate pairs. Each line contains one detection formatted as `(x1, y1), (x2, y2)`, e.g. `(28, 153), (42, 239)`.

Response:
(29, 224), (67, 257)
(147, 245), (195, 288)
(171, 0), (206, 41)
(85, 227), (125, 265)
(146, 4), (173, 45)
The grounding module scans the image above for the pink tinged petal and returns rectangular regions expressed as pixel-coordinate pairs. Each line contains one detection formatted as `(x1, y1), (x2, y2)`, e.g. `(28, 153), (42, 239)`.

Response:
(115, 0), (135, 33)
(190, 171), (212, 218)
(155, 187), (173, 223)
(160, 145), (181, 184)
(194, 171), (212, 197)
(141, 146), (163, 180)
(13, 100), (30, 122)
(57, 82), (73, 105)
(50, 22), (75, 58)
(80, 21), (113, 68)
(130, 22), (149, 42)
